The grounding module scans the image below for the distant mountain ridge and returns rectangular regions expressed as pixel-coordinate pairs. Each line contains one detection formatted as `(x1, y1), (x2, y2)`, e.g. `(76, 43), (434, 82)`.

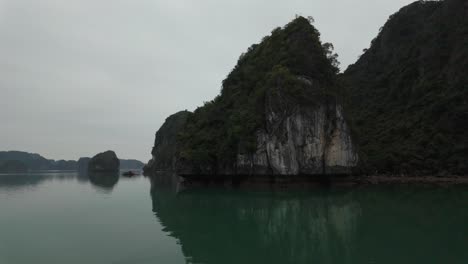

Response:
(0, 151), (144, 172)
(119, 159), (145, 170)
(0, 151), (76, 171)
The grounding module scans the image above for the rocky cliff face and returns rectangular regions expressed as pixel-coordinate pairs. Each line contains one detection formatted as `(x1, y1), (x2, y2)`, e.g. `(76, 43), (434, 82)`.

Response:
(174, 98), (358, 176)
(236, 79), (357, 175)
(144, 111), (190, 173)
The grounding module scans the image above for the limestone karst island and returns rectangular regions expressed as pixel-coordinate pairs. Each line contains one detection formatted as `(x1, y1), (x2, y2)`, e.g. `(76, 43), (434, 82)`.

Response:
(145, 0), (467, 183)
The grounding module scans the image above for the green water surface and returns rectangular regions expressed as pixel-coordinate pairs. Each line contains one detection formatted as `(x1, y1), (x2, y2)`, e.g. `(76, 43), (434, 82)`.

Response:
(1, 172), (467, 264)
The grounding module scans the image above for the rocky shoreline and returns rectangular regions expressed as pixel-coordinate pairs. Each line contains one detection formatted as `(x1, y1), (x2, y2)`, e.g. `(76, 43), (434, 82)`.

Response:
(180, 175), (468, 184)
(148, 172), (468, 191)
(354, 176), (468, 185)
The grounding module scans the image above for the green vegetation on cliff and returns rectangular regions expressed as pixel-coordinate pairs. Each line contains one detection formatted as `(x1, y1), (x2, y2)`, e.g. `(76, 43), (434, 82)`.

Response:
(149, 0), (467, 177)
(177, 17), (341, 173)
(88, 151), (120, 172)
(343, 0), (468, 175)
(149, 111), (191, 171)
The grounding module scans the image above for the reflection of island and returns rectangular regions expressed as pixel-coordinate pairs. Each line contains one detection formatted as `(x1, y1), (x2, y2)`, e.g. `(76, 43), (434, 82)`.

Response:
(150, 178), (361, 264)
(0, 170), (120, 193)
(88, 171), (119, 191)
(0, 172), (78, 190)
(0, 151), (144, 173)
(0, 173), (50, 189)
(0, 168), (122, 194)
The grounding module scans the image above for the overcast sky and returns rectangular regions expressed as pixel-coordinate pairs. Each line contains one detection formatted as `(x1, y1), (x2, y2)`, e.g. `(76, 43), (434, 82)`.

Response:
(0, 0), (415, 162)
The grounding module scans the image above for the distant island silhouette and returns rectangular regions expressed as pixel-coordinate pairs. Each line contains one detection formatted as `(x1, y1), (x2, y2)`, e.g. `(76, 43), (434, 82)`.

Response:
(0, 151), (144, 172)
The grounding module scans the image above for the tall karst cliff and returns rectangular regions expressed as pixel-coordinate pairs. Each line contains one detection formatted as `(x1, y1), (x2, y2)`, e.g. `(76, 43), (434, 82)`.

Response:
(148, 17), (358, 176)
(145, 111), (190, 173)
(343, 0), (468, 175)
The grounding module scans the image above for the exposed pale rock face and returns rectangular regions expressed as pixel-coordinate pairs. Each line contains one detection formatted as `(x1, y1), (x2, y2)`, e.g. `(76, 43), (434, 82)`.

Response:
(150, 82), (357, 176)
(324, 105), (358, 173)
(236, 81), (357, 175)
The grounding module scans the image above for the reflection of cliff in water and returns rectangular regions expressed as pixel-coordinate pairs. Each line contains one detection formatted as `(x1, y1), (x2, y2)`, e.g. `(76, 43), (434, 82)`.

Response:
(0, 172), (78, 190)
(0, 171), (121, 192)
(150, 178), (361, 264)
(88, 171), (119, 192)
(150, 182), (468, 264)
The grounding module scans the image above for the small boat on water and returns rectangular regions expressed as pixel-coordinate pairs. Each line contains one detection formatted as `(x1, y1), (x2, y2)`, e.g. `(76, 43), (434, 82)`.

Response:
(122, 171), (139, 177)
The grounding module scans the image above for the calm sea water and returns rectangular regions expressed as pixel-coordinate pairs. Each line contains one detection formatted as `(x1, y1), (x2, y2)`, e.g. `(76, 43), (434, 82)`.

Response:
(1, 172), (467, 264)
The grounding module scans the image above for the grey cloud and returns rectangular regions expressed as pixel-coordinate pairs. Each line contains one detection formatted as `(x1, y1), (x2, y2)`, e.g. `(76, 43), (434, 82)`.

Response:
(0, 0), (414, 161)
